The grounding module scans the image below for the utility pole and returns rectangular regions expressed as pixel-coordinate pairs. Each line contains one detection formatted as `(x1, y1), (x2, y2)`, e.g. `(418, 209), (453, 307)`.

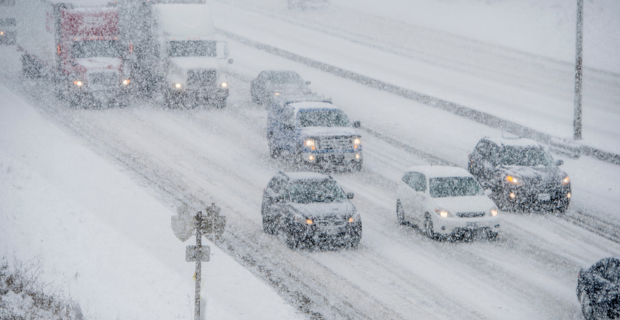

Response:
(172, 204), (226, 320)
(574, 0), (584, 140)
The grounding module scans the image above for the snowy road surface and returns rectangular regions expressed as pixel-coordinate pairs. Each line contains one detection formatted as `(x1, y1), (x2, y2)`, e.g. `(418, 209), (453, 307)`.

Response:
(2, 1), (620, 319)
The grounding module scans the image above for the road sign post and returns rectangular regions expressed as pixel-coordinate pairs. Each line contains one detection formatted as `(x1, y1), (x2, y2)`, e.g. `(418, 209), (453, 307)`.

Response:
(172, 203), (226, 320)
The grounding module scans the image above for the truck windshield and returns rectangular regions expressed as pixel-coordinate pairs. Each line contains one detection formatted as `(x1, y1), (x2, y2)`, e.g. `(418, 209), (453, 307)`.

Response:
(288, 180), (347, 204)
(72, 40), (120, 59)
(429, 177), (483, 198)
(500, 147), (554, 166)
(168, 40), (216, 57)
(297, 110), (350, 128)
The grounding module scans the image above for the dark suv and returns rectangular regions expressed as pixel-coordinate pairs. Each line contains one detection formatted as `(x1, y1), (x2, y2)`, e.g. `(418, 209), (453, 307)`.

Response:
(261, 171), (362, 249)
(468, 137), (571, 212)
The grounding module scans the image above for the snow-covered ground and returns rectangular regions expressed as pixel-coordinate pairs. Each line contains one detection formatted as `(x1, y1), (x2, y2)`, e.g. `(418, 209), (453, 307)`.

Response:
(0, 86), (305, 320)
(1, 1), (620, 319)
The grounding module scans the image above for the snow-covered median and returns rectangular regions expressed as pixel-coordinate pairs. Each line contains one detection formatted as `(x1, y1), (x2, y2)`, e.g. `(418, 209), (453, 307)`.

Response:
(0, 85), (304, 320)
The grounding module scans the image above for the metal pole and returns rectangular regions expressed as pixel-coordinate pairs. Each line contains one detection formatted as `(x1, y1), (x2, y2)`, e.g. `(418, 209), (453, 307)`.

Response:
(194, 211), (202, 320)
(573, 0), (584, 140)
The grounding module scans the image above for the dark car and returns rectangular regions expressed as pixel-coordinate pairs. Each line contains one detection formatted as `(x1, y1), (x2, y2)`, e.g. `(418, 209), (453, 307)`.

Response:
(250, 70), (312, 105)
(577, 257), (620, 320)
(468, 137), (571, 212)
(261, 171), (362, 249)
(267, 98), (363, 171)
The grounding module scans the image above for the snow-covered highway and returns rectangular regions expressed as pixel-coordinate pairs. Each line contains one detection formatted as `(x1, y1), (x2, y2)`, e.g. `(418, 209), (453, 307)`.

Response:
(1, 1), (620, 319)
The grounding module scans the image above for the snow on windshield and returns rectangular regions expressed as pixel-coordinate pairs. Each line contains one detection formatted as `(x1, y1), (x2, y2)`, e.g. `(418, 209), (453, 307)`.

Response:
(168, 40), (217, 57)
(298, 109), (350, 127)
(500, 146), (554, 166)
(288, 180), (346, 204)
(429, 177), (482, 198)
(72, 40), (120, 58)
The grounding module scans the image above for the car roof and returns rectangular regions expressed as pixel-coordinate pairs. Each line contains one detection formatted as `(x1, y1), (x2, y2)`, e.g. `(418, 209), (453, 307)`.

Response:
(405, 166), (473, 178)
(282, 171), (330, 181)
(483, 136), (543, 148)
(288, 101), (340, 112)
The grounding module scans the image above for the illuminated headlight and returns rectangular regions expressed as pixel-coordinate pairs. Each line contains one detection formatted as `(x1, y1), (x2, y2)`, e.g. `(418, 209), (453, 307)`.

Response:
(0, 31), (4, 36)
(353, 138), (361, 149)
(567, 192), (571, 199)
(435, 207), (451, 218)
(355, 153), (361, 160)
(122, 79), (130, 86)
(561, 176), (570, 185)
(506, 175), (522, 185)
(489, 207), (498, 217)
(294, 213), (312, 225)
(305, 218), (313, 225)
(274, 92), (281, 96)
(308, 155), (315, 161)
(348, 210), (361, 223)
(174, 83), (182, 89)
(509, 192), (516, 199)
(73, 80), (83, 87)
(304, 139), (316, 150)
(220, 82), (228, 88)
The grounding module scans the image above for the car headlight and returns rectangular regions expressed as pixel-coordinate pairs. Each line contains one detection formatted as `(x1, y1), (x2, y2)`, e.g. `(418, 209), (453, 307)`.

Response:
(173, 83), (182, 89)
(274, 92), (281, 96)
(435, 207), (451, 218)
(353, 138), (361, 149)
(122, 79), (130, 86)
(505, 175), (523, 185)
(294, 213), (312, 225)
(489, 206), (498, 217)
(304, 139), (316, 150)
(561, 176), (570, 185)
(348, 210), (361, 223)
(220, 82), (228, 88)
(73, 80), (83, 87)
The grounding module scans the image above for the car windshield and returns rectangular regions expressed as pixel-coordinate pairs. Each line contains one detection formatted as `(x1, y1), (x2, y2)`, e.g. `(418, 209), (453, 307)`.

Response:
(429, 177), (483, 198)
(500, 146), (554, 166)
(268, 72), (302, 84)
(72, 40), (120, 59)
(168, 40), (216, 57)
(288, 180), (347, 204)
(297, 109), (350, 127)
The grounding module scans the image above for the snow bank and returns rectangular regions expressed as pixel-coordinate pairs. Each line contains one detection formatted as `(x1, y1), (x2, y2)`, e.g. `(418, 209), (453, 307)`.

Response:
(0, 85), (303, 320)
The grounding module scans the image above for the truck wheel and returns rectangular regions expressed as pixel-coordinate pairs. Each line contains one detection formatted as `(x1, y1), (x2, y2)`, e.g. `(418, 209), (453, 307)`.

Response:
(579, 290), (595, 320)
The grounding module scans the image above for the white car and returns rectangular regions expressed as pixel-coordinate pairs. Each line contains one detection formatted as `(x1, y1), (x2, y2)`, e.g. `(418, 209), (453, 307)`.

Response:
(396, 166), (500, 240)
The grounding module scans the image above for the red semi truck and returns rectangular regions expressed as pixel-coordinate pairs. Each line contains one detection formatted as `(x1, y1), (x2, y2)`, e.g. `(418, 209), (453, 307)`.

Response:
(16, 0), (132, 107)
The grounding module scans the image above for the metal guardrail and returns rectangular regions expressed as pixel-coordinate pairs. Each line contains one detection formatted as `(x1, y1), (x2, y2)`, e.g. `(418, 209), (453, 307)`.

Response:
(218, 29), (620, 166)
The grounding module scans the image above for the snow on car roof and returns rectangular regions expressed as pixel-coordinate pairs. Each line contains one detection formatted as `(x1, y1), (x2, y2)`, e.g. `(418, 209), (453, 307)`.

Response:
(284, 172), (329, 181)
(405, 166), (473, 178)
(485, 136), (543, 148)
(289, 101), (340, 111)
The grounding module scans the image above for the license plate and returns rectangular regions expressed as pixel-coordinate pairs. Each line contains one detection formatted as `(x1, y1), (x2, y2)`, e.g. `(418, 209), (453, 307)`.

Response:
(538, 194), (551, 201)
(466, 222), (478, 228)
(323, 227), (340, 235)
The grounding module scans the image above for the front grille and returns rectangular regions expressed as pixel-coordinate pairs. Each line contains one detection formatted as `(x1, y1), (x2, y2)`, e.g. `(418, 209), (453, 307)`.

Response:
(456, 212), (485, 218)
(314, 217), (347, 227)
(88, 72), (118, 87)
(187, 69), (216, 87)
(318, 137), (352, 151)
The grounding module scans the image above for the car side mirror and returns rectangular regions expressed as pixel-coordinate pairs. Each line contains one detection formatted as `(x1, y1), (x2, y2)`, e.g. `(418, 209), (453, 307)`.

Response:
(228, 59), (234, 64)
(305, 81), (311, 85)
(353, 121), (361, 128)
(346, 193), (354, 200)
(556, 159), (564, 166)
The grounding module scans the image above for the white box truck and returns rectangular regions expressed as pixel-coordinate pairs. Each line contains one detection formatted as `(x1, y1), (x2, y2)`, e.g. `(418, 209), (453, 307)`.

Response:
(119, 0), (231, 108)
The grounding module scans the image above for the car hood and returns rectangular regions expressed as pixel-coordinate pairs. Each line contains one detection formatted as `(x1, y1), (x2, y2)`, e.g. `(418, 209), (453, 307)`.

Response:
(298, 127), (360, 138)
(270, 83), (311, 94)
(430, 195), (496, 214)
(170, 57), (219, 71)
(288, 201), (355, 219)
(76, 57), (122, 72)
(499, 165), (566, 183)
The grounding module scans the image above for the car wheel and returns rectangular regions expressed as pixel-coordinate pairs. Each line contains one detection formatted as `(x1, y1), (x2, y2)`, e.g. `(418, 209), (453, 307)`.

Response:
(579, 290), (595, 320)
(486, 229), (498, 241)
(286, 226), (299, 249)
(424, 213), (437, 240)
(396, 200), (406, 225)
(261, 204), (276, 235)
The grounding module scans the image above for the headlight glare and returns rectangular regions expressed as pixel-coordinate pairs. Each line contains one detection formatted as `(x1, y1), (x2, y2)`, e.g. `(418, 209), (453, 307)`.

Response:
(122, 79), (130, 86)
(220, 82), (228, 88)
(506, 175), (522, 185)
(562, 176), (570, 185)
(353, 138), (361, 149)
(73, 80), (83, 87)
(304, 139), (316, 150)
(490, 207), (498, 217)
(174, 83), (182, 89)
(435, 207), (450, 218)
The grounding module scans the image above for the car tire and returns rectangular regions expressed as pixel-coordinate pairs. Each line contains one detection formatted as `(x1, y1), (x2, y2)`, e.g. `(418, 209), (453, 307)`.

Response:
(261, 204), (276, 235)
(424, 213), (437, 240)
(579, 290), (595, 320)
(286, 226), (299, 249)
(396, 200), (406, 225)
